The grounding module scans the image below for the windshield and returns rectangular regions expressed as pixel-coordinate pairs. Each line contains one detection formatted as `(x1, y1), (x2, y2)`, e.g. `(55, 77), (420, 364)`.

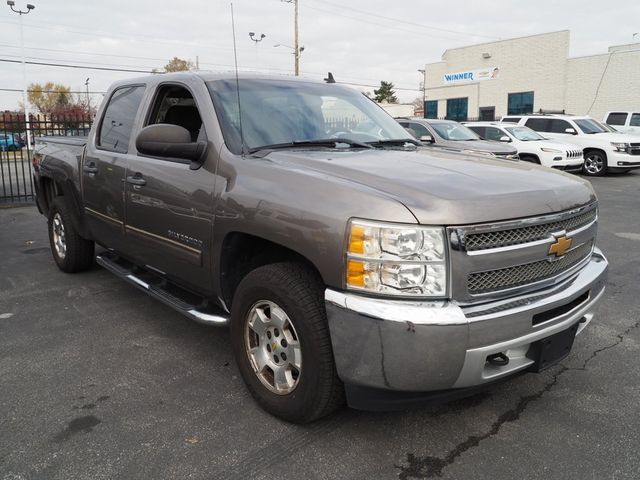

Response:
(207, 79), (414, 154)
(429, 122), (480, 141)
(504, 126), (546, 141)
(574, 118), (607, 134)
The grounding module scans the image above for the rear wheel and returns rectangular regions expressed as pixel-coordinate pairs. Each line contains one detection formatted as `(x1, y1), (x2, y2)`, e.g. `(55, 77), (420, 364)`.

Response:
(583, 151), (607, 176)
(230, 262), (344, 423)
(47, 197), (95, 272)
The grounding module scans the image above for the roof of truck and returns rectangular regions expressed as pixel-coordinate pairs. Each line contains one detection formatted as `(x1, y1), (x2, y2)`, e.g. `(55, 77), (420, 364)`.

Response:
(108, 71), (334, 90)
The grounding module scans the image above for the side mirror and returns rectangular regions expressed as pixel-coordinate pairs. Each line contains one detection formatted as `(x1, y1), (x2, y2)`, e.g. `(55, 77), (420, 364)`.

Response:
(420, 134), (434, 143)
(135, 124), (207, 170)
(499, 135), (511, 142)
(564, 127), (577, 135)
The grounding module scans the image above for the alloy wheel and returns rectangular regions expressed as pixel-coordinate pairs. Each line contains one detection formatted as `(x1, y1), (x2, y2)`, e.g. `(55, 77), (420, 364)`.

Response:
(244, 300), (302, 395)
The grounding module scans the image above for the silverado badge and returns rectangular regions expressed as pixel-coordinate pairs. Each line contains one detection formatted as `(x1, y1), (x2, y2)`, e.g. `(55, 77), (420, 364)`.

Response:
(549, 235), (573, 258)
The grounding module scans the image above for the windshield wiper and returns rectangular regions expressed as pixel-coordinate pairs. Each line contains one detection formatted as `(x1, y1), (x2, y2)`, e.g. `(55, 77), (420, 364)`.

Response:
(366, 138), (420, 148)
(248, 138), (374, 155)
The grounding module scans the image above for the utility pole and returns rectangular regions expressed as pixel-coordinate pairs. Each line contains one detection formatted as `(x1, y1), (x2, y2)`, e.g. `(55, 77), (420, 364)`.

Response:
(6, 1), (35, 147)
(294, 0), (299, 76)
(84, 78), (90, 113)
(418, 69), (426, 117)
(281, 0), (300, 76)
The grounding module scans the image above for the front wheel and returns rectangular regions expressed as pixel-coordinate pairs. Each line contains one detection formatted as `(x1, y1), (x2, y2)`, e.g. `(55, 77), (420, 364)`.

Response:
(583, 151), (607, 176)
(230, 262), (344, 423)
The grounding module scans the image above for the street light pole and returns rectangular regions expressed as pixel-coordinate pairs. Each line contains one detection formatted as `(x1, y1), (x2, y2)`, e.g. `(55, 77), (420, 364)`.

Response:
(7, 1), (35, 147)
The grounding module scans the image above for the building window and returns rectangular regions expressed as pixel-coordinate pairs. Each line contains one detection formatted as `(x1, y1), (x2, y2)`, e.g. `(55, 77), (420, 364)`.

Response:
(446, 97), (468, 121)
(424, 100), (438, 119)
(507, 91), (534, 115)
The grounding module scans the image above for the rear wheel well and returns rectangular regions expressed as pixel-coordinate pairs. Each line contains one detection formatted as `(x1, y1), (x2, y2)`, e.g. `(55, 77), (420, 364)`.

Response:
(220, 233), (324, 310)
(39, 177), (64, 214)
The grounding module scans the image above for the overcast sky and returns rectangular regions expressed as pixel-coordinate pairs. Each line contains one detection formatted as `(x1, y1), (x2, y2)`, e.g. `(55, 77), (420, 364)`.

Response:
(1, 0), (639, 110)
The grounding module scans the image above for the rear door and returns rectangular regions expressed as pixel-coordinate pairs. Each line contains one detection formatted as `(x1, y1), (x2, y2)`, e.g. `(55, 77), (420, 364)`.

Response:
(82, 84), (146, 253)
(123, 82), (216, 292)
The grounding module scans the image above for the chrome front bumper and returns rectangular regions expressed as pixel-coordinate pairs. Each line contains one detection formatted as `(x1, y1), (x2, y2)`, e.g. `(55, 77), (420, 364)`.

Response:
(325, 248), (608, 394)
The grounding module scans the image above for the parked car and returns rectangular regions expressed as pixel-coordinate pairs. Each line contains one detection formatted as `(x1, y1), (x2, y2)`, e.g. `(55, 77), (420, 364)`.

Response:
(0, 133), (20, 151)
(396, 117), (519, 159)
(464, 121), (583, 172)
(501, 114), (640, 176)
(33, 72), (608, 422)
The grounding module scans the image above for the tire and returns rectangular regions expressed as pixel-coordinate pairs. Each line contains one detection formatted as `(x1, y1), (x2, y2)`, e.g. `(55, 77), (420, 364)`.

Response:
(230, 262), (344, 423)
(47, 197), (95, 273)
(583, 150), (608, 176)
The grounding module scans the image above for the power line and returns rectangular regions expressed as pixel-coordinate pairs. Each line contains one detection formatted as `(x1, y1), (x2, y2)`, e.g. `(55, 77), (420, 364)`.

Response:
(308, 0), (498, 40)
(0, 87), (106, 94)
(0, 58), (154, 74)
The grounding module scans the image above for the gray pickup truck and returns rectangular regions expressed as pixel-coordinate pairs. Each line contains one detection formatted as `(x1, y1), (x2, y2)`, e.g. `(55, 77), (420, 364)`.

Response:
(33, 72), (608, 423)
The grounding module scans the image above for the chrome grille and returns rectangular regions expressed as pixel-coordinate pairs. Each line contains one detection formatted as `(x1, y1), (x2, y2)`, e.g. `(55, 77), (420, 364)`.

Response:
(467, 241), (593, 294)
(464, 207), (596, 251)
(565, 149), (582, 159)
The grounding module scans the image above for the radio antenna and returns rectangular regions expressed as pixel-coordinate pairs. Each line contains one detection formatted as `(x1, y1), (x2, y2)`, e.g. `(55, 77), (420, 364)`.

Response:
(230, 3), (246, 156)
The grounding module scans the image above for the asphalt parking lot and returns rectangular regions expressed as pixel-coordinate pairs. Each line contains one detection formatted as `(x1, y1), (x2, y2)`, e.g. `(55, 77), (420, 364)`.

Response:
(1, 173), (639, 480)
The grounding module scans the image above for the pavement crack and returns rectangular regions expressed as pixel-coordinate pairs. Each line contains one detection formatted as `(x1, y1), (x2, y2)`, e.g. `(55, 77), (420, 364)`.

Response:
(395, 320), (640, 479)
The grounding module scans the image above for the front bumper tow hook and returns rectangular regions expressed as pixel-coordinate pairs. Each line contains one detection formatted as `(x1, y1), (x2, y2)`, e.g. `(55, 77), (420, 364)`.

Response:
(487, 352), (510, 366)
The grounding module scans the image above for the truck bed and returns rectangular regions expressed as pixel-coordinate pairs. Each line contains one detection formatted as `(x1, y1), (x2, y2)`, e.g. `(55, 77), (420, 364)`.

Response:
(36, 136), (88, 147)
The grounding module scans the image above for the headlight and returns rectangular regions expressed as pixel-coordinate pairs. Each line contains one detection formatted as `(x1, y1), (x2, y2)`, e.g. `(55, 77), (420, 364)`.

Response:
(611, 142), (630, 153)
(345, 220), (448, 297)
(541, 147), (562, 153)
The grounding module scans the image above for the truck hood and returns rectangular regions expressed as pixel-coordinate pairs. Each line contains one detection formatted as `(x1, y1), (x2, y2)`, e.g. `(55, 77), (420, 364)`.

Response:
(265, 147), (596, 225)
(585, 132), (639, 143)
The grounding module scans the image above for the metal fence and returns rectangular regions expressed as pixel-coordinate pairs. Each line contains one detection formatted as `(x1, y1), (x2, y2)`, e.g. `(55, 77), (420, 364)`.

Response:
(0, 113), (92, 203)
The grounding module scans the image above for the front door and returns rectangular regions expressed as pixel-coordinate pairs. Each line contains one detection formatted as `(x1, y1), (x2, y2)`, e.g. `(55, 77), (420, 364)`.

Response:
(123, 83), (215, 293)
(479, 107), (495, 121)
(82, 85), (146, 253)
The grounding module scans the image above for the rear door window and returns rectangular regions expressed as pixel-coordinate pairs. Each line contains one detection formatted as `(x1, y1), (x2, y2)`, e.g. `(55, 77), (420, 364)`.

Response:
(407, 122), (430, 138)
(606, 112), (628, 126)
(98, 85), (146, 153)
(524, 118), (548, 132)
(468, 126), (486, 138)
(547, 119), (573, 134)
(483, 127), (506, 141)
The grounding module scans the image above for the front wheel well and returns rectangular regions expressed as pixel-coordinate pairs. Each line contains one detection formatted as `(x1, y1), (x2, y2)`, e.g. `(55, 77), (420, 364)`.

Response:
(583, 148), (607, 159)
(519, 153), (540, 164)
(220, 232), (324, 310)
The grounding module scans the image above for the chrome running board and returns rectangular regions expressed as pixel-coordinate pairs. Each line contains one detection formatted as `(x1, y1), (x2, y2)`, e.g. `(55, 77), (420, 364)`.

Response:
(96, 252), (229, 326)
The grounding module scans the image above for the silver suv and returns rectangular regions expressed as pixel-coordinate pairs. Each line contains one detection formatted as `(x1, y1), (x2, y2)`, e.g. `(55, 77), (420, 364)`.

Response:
(397, 118), (519, 159)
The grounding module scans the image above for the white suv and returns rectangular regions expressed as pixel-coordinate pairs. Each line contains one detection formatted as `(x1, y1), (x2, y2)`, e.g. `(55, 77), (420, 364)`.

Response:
(464, 122), (583, 172)
(603, 111), (640, 136)
(501, 114), (640, 176)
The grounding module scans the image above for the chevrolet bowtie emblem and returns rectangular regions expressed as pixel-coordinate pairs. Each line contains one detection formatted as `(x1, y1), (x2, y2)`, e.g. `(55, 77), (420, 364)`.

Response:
(549, 235), (573, 257)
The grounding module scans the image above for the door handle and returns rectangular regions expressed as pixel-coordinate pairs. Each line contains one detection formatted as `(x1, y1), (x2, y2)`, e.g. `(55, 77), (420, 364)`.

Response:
(126, 174), (147, 186)
(83, 164), (98, 174)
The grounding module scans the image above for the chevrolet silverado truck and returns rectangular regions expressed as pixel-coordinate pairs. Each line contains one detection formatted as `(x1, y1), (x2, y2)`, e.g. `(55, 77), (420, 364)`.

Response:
(33, 72), (608, 423)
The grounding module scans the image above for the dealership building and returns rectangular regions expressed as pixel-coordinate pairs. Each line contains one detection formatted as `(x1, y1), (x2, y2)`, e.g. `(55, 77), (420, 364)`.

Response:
(421, 30), (640, 121)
